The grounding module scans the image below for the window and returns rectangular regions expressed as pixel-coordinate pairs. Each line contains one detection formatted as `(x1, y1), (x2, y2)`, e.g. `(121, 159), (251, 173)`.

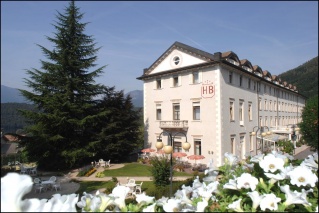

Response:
(264, 84), (266, 93)
(173, 56), (180, 65)
(240, 136), (245, 159)
(173, 103), (180, 120)
(173, 75), (179, 87)
(248, 103), (252, 121)
(231, 136), (236, 155)
(193, 102), (200, 120)
(156, 78), (161, 89)
(239, 102), (244, 124)
(156, 104), (161, 120)
(253, 81), (256, 91)
(230, 101), (234, 121)
(173, 141), (182, 152)
(258, 98), (262, 110)
(239, 75), (243, 87)
(269, 101), (272, 111)
(248, 78), (251, 89)
(192, 72), (199, 84)
(264, 100), (267, 110)
(229, 71), (233, 83)
(194, 140), (201, 155)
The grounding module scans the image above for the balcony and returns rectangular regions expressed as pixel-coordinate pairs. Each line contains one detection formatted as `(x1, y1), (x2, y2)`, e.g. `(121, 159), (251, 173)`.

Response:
(159, 120), (188, 130)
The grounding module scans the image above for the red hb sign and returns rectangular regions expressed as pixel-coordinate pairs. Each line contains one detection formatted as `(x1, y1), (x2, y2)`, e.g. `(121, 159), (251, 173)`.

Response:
(201, 82), (215, 98)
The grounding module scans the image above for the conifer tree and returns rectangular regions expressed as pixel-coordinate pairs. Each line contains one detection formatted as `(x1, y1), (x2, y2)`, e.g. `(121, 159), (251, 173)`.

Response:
(18, 1), (116, 170)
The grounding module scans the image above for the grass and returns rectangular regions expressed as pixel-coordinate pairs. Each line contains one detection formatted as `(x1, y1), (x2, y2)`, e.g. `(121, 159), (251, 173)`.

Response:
(76, 178), (196, 199)
(101, 163), (193, 177)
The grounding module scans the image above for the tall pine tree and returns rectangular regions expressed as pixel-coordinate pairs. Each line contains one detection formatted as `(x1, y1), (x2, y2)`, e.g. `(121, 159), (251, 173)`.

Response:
(18, 1), (140, 170)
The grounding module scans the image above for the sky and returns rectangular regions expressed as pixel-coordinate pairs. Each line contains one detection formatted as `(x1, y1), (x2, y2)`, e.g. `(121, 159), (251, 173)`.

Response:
(1, 1), (318, 94)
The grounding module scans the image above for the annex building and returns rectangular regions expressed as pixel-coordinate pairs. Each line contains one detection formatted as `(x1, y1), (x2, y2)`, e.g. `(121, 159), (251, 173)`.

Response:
(137, 41), (306, 166)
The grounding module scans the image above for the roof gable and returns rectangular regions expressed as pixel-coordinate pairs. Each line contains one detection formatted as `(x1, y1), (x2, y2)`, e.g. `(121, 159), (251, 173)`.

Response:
(145, 42), (215, 75)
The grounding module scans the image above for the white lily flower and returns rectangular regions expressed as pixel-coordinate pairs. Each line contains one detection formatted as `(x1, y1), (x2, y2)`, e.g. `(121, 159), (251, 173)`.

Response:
(135, 192), (155, 205)
(97, 193), (114, 212)
(259, 154), (284, 173)
(110, 185), (131, 209)
(247, 191), (263, 210)
(142, 203), (156, 212)
(223, 178), (238, 190)
(197, 182), (216, 202)
(224, 152), (239, 166)
(236, 173), (258, 191)
(181, 185), (193, 196)
(264, 172), (286, 182)
(155, 196), (168, 206)
(20, 198), (48, 212)
(1, 173), (36, 212)
(250, 153), (264, 163)
(280, 184), (311, 207)
(46, 194), (79, 212)
(260, 193), (281, 211)
(271, 150), (292, 163)
(301, 154), (318, 170)
(174, 189), (183, 199)
(192, 176), (203, 189)
(163, 198), (182, 212)
(196, 199), (208, 212)
(227, 198), (244, 212)
(180, 189), (193, 205)
(287, 165), (318, 187)
(77, 192), (94, 210)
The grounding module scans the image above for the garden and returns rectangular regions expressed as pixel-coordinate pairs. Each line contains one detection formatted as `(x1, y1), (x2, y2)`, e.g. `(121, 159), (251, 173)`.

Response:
(1, 150), (318, 212)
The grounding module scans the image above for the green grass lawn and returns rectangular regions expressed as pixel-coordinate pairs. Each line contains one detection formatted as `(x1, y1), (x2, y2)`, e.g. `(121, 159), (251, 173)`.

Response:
(101, 163), (193, 177)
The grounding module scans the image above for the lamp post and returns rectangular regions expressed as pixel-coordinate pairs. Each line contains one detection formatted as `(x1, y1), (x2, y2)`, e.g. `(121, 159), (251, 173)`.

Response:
(291, 124), (300, 154)
(156, 131), (190, 198)
(251, 126), (271, 154)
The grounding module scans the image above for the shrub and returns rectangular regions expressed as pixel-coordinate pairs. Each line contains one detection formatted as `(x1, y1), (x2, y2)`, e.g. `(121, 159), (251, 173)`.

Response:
(149, 156), (172, 187)
(111, 177), (118, 182)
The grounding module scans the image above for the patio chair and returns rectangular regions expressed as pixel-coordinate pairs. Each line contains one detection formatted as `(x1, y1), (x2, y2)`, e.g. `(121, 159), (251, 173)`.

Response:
(34, 184), (46, 193)
(106, 160), (111, 168)
(20, 165), (28, 174)
(49, 176), (57, 183)
(30, 166), (37, 175)
(127, 179), (135, 185)
(34, 178), (41, 184)
(134, 182), (143, 194)
(52, 181), (61, 191)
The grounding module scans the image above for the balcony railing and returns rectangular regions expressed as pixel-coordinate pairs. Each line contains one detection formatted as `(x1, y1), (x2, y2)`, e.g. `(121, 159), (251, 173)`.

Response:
(159, 120), (188, 129)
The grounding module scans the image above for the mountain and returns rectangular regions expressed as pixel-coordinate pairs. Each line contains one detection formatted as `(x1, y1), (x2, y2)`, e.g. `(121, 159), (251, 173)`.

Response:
(278, 56), (318, 99)
(1, 85), (144, 107)
(1, 85), (29, 103)
(124, 90), (143, 108)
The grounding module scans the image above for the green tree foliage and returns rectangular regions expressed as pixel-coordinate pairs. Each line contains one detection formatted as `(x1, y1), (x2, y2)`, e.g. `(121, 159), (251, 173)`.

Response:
(279, 56), (318, 99)
(17, 1), (140, 170)
(92, 89), (142, 162)
(149, 156), (174, 187)
(299, 95), (318, 150)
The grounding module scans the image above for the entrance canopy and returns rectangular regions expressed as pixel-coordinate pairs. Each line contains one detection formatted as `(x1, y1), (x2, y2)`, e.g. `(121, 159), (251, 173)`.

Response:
(257, 133), (288, 151)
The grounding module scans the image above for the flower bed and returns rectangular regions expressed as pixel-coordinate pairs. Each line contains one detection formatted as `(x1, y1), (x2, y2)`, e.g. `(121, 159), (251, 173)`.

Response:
(84, 167), (97, 177)
(1, 151), (318, 212)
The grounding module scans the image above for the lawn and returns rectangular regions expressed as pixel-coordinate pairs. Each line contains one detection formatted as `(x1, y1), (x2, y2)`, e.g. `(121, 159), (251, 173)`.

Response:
(101, 163), (193, 177)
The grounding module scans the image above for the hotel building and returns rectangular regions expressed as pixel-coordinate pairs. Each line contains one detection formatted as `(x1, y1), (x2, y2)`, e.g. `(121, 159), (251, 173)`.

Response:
(137, 41), (306, 166)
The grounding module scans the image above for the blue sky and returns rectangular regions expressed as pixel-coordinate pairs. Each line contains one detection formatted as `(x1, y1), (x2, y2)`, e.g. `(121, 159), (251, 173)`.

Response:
(1, 1), (318, 93)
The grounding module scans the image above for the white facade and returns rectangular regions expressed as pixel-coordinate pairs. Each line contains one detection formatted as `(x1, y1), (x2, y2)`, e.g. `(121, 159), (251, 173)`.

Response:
(137, 42), (306, 166)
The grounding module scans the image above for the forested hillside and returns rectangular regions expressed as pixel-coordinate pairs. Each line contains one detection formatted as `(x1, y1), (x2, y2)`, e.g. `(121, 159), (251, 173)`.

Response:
(1, 103), (38, 133)
(278, 56), (318, 99)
